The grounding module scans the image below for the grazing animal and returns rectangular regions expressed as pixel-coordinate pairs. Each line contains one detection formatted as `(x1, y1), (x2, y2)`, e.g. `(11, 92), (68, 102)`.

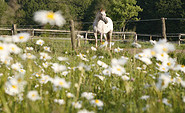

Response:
(93, 9), (113, 49)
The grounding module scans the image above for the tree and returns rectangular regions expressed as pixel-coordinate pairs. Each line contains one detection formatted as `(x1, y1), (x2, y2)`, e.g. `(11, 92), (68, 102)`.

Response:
(0, 0), (20, 24)
(109, 0), (142, 31)
(0, 1), (8, 24)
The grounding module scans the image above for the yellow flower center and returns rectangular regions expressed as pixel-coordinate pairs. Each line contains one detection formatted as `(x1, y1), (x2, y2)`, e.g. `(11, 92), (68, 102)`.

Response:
(12, 85), (17, 89)
(19, 36), (24, 39)
(18, 78), (22, 83)
(162, 67), (165, 70)
(4, 60), (8, 64)
(0, 46), (4, 50)
(167, 62), (171, 66)
(59, 81), (63, 85)
(161, 80), (165, 86)
(20, 69), (24, 72)
(151, 51), (156, 55)
(181, 65), (184, 68)
(47, 12), (54, 19)
(32, 94), (36, 97)
(177, 78), (181, 82)
(12, 47), (15, 51)
(163, 48), (167, 52)
(161, 54), (164, 57)
(117, 68), (121, 71)
(95, 99), (99, 103)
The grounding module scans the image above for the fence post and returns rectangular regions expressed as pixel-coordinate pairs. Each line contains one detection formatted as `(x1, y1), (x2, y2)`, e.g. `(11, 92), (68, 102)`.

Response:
(76, 32), (81, 47)
(85, 31), (88, 44)
(161, 18), (166, 39)
(178, 34), (181, 45)
(123, 33), (126, 40)
(12, 24), (17, 35)
(134, 34), (137, 42)
(70, 20), (76, 50)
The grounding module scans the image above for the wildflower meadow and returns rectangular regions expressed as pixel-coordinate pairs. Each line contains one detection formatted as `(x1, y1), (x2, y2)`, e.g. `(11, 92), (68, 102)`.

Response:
(0, 10), (185, 113)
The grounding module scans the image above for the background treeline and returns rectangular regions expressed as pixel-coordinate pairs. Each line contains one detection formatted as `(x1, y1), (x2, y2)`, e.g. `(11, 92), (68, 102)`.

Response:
(0, 0), (185, 34)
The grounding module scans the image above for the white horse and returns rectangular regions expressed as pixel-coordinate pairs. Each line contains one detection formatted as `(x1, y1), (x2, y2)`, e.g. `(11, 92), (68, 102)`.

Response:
(93, 9), (113, 49)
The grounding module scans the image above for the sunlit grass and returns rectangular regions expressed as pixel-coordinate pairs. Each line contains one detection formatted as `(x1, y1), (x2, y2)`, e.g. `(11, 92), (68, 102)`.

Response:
(0, 37), (185, 113)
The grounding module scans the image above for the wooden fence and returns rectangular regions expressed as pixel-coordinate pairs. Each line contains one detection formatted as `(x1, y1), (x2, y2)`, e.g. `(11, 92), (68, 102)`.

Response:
(0, 22), (185, 49)
(0, 24), (137, 49)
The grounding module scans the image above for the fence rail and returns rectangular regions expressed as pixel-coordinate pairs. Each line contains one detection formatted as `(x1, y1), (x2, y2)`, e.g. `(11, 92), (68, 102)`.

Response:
(0, 25), (184, 46)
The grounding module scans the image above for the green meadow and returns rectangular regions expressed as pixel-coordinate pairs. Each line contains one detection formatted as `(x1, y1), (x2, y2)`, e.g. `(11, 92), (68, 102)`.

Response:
(0, 38), (184, 113)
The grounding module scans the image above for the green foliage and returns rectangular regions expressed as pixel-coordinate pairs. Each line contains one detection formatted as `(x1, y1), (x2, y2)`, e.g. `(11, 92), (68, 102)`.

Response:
(110, 0), (142, 31)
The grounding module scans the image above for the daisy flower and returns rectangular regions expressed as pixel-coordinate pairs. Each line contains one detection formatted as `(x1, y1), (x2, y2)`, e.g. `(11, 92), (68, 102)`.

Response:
(140, 95), (150, 100)
(57, 56), (68, 61)
(27, 90), (41, 101)
(21, 53), (36, 60)
(39, 75), (51, 84)
(131, 42), (141, 48)
(114, 47), (123, 53)
(91, 46), (97, 51)
(78, 109), (94, 113)
(26, 47), (34, 51)
(94, 74), (105, 81)
(42, 62), (49, 68)
(67, 92), (75, 98)
(43, 46), (51, 52)
(0, 43), (9, 56)
(8, 43), (22, 54)
(72, 101), (82, 109)
(102, 69), (111, 76)
(156, 73), (171, 90)
(36, 39), (44, 46)
(40, 52), (51, 61)
(121, 75), (130, 81)
(11, 62), (23, 71)
(162, 98), (172, 107)
(111, 65), (126, 76)
(54, 99), (65, 105)
(111, 57), (127, 66)
(90, 99), (103, 107)
(33, 10), (65, 26)
(12, 33), (30, 43)
(97, 60), (108, 68)
(61, 71), (69, 76)
(99, 41), (108, 48)
(52, 77), (70, 89)
(51, 63), (66, 73)
(81, 92), (95, 100)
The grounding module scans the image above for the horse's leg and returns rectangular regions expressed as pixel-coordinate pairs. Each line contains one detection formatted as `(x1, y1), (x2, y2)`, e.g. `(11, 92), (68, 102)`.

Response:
(108, 31), (112, 50)
(94, 32), (98, 48)
(100, 33), (103, 43)
(104, 33), (107, 48)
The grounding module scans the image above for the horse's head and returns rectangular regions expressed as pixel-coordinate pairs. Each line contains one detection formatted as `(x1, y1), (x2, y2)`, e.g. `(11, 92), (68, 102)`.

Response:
(98, 10), (108, 24)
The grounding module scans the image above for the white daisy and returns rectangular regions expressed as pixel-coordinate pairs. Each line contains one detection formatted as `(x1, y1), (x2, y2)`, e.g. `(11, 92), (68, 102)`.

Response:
(33, 10), (65, 26)
(12, 33), (30, 43)
(27, 90), (41, 101)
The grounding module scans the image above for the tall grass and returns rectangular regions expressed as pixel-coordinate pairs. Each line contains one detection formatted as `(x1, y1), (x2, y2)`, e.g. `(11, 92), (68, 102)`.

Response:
(0, 38), (184, 113)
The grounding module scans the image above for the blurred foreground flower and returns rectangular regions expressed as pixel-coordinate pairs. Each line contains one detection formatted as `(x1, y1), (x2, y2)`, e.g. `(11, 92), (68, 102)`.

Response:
(12, 33), (30, 43)
(34, 10), (65, 26)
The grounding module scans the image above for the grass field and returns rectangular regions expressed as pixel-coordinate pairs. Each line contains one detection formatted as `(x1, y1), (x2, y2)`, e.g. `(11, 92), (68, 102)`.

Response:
(0, 37), (185, 113)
